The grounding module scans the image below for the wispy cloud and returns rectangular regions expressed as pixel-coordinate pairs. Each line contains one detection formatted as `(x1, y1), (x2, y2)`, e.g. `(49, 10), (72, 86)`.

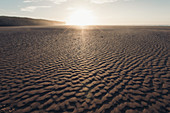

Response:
(90, 0), (118, 4)
(90, 0), (134, 4)
(21, 6), (51, 12)
(23, 0), (41, 3)
(23, 0), (67, 4)
(23, 0), (132, 5)
(50, 0), (67, 4)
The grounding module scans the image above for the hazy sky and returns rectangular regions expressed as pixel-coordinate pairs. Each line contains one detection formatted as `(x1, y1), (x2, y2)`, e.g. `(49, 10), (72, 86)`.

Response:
(0, 0), (170, 25)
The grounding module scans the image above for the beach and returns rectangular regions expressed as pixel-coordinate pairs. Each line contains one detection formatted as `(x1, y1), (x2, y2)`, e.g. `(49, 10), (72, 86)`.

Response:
(0, 26), (170, 113)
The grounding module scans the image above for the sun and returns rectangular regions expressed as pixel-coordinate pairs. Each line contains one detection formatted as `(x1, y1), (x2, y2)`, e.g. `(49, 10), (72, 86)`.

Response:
(67, 9), (95, 26)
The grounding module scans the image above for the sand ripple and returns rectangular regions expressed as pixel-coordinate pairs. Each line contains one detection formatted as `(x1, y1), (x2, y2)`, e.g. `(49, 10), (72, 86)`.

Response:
(0, 26), (170, 113)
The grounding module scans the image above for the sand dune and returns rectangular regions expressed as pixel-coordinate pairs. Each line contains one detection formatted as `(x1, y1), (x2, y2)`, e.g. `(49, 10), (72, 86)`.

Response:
(0, 26), (170, 113)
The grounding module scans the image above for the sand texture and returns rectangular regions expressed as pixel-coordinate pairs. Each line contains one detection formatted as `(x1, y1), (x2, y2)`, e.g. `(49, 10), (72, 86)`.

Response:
(0, 26), (170, 113)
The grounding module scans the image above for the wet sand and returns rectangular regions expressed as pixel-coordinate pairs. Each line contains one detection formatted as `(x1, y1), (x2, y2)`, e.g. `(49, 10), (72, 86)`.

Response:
(0, 26), (170, 113)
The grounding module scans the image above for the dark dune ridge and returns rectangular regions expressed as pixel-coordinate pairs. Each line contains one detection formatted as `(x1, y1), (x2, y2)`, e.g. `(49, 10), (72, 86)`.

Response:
(0, 16), (65, 26)
(0, 26), (170, 113)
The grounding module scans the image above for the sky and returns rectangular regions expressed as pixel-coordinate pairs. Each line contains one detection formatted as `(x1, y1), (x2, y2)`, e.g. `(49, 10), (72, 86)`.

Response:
(0, 0), (170, 25)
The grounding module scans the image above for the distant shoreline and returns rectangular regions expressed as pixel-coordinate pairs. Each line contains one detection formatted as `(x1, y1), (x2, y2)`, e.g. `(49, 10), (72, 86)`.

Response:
(0, 16), (65, 27)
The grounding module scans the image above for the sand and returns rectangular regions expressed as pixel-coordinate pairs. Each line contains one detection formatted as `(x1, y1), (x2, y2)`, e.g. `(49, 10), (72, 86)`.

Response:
(0, 26), (170, 113)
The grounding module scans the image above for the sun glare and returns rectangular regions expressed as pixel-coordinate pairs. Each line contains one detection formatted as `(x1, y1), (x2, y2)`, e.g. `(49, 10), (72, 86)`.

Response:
(67, 9), (95, 26)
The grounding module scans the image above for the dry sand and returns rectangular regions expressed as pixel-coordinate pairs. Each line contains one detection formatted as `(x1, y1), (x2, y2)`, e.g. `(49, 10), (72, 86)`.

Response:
(0, 26), (170, 113)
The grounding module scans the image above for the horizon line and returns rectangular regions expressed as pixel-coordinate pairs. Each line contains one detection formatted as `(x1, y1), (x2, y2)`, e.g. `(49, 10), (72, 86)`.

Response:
(0, 15), (170, 27)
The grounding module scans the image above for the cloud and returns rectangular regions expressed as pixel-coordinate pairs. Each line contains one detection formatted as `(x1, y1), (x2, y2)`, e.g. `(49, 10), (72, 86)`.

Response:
(90, 0), (134, 4)
(21, 6), (51, 12)
(90, 0), (118, 4)
(66, 7), (75, 11)
(50, 0), (67, 4)
(23, 0), (67, 4)
(23, 0), (132, 5)
(23, 0), (41, 3)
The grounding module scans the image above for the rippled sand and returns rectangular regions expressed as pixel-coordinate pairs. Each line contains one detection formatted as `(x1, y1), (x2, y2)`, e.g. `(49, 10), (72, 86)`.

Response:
(0, 26), (170, 113)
